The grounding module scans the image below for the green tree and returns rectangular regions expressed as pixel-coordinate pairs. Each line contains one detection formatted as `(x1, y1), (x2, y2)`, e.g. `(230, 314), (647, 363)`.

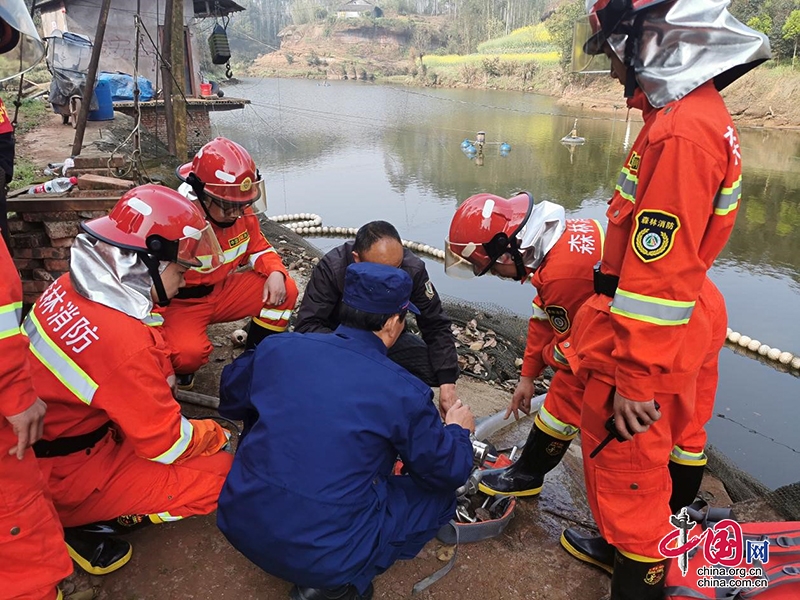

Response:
(747, 14), (773, 34)
(544, 0), (584, 69)
(783, 9), (800, 69)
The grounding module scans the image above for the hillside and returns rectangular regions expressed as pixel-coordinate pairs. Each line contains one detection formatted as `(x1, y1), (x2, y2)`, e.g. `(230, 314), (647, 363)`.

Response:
(248, 18), (800, 129)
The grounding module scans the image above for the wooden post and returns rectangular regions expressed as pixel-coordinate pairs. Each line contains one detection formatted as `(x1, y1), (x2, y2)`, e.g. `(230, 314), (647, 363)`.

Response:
(71, 0), (112, 156)
(171, 0), (188, 159)
(161, 0), (176, 155)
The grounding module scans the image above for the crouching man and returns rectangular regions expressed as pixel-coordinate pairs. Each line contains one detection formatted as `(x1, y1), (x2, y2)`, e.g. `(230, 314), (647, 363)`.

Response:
(217, 263), (475, 600)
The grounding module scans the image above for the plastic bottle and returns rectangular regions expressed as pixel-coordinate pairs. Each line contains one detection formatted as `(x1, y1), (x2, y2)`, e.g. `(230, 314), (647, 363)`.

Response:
(27, 176), (78, 195)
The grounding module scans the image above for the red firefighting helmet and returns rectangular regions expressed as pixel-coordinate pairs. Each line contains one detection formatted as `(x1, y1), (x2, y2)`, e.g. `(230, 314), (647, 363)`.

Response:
(0, 0), (46, 81)
(176, 137), (267, 214)
(81, 184), (224, 270)
(445, 192), (533, 279)
(583, 0), (670, 55)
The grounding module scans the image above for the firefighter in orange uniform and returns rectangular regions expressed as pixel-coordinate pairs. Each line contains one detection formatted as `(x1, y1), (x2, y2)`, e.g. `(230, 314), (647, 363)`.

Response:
(162, 137), (298, 389)
(445, 193), (602, 496)
(24, 185), (233, 575)
(446, 194), (728, 530)
(2, 239), (73, 599)
(0, 4), (74, 598)
(565, 2), (770, 598)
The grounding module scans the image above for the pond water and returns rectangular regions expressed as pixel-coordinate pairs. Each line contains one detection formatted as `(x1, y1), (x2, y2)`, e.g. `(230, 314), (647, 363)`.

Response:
(212, 77), (800, 489)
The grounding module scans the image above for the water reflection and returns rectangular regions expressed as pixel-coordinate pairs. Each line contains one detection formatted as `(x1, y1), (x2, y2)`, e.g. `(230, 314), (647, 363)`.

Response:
(214, 78), (800, 488)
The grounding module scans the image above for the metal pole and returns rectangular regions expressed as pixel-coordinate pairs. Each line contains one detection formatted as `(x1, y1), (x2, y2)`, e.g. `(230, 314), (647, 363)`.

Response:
(171, 0), (188, 159)
(12, 0), (38, 126)
(161, 0), (176, 154)
(71, 0), (113, 156)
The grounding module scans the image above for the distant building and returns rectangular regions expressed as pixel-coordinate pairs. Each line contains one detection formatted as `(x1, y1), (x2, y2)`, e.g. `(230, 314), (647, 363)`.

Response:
(336, 0), (383, 19)
(37, 0), (245, 97)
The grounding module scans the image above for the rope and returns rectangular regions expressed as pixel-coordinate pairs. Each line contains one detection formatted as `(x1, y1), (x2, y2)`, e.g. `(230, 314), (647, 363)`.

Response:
(270, 213), (799, 373)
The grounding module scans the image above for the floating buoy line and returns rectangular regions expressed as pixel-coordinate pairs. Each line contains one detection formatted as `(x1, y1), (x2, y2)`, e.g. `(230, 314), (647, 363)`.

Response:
(270, 213), (799, 373)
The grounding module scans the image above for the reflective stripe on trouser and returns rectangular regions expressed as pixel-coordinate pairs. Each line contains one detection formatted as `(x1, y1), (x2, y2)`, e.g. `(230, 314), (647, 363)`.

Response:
(535, 370), (583, 441)
(36, 433), (233, 528)
(158, 270), (299, 373)
(580, 375), (696, 560)
(0, 300), (22, 340)
(0, 443), (73, 600)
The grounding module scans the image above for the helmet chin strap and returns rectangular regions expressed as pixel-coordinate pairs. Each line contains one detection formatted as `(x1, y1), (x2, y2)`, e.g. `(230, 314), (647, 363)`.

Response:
(620, 11), (647, 98)
(477, 191), (534, 280)
(140, 253), (171, 307)
(186, 172), (237, 228)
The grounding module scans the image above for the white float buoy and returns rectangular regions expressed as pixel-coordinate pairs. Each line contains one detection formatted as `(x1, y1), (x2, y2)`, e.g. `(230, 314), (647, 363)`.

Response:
(767, 348), (782, 361)
(757, 345), (770, 356)
(792, 356), (800, 370)
(230, 329), (248, 346)
(726, 327), (732, 336)
(747, 339), (761, 352)
(728, 331), (741, 343)
(779, 352), (793, 365)
(738, 335), (752, 347)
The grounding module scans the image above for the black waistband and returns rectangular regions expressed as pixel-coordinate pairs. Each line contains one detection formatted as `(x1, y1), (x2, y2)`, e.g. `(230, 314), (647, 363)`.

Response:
(175, 284), (215, 300)
(33, 421), (112, 458)
(593, 262), (619, 298)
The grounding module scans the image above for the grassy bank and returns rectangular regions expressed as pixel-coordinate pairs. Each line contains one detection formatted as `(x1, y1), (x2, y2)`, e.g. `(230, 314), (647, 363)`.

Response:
(0, 94), (49, 190)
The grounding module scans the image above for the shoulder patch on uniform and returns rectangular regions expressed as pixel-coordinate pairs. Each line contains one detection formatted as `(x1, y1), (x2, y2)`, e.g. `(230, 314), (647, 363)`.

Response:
(545, 305), (570, 334)
(228, 230), (250, 248)
(424, 280), (435, 300)
(632, 210), (680, 263)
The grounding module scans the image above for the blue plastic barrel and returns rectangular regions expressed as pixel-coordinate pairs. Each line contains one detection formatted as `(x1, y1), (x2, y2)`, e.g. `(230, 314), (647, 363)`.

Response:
(88, 79), (114, 121)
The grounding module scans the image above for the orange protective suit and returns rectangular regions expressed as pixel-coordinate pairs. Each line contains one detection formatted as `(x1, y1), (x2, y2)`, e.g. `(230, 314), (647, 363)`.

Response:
(520, 218), (604, 441)
(158, 211), (298, 374)
(0, 239), (72, 600)
(571, 82), (742, 561)
(23, 275), (232, 527)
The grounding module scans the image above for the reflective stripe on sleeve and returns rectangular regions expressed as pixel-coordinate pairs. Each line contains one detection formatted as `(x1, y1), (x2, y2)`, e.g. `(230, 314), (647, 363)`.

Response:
(23, 312), (98, 405)
(553, 345), (569, 365)
(615, 168), (638, 203)
(0, 301), (23, 340)
(713, 176), (742, 216)
(248, 247), (277, 269)
(149, 416), (194, 465)
(591, 219), (606, 257)
(531, 301), (548, 320)
(141, 313), (164, 327)
(611, 288), (695, 326)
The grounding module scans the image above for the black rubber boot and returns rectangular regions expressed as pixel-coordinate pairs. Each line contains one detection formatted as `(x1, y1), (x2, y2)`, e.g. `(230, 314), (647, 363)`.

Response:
(609, 552), (667, 600)
(176, 373), (194, 391)
(64, 527), (133, 575)
(245, 318), (276, 351)
(478, 424), (571, 496)
(668, 461), (705, 513)
(289, 583), (374, 600)
(79, 514), (155, 536)
(560, 527), (615, 575)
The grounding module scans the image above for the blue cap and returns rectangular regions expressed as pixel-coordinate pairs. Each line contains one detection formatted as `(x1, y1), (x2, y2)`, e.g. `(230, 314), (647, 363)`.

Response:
(343, 262), (420, 316)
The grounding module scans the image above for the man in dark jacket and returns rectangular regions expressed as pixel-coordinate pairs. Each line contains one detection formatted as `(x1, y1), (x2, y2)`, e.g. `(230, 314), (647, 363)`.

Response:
(295, 221), (460, 416)
(217, 262), (475, 600)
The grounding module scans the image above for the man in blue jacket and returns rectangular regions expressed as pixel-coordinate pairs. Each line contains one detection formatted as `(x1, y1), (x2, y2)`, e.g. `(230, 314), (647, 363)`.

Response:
(217, 262), (475, 600)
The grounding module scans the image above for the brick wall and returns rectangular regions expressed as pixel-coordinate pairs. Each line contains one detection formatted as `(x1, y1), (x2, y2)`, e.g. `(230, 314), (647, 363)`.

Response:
(130, 106), (211, 154)
(8, 200), (119, 304)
